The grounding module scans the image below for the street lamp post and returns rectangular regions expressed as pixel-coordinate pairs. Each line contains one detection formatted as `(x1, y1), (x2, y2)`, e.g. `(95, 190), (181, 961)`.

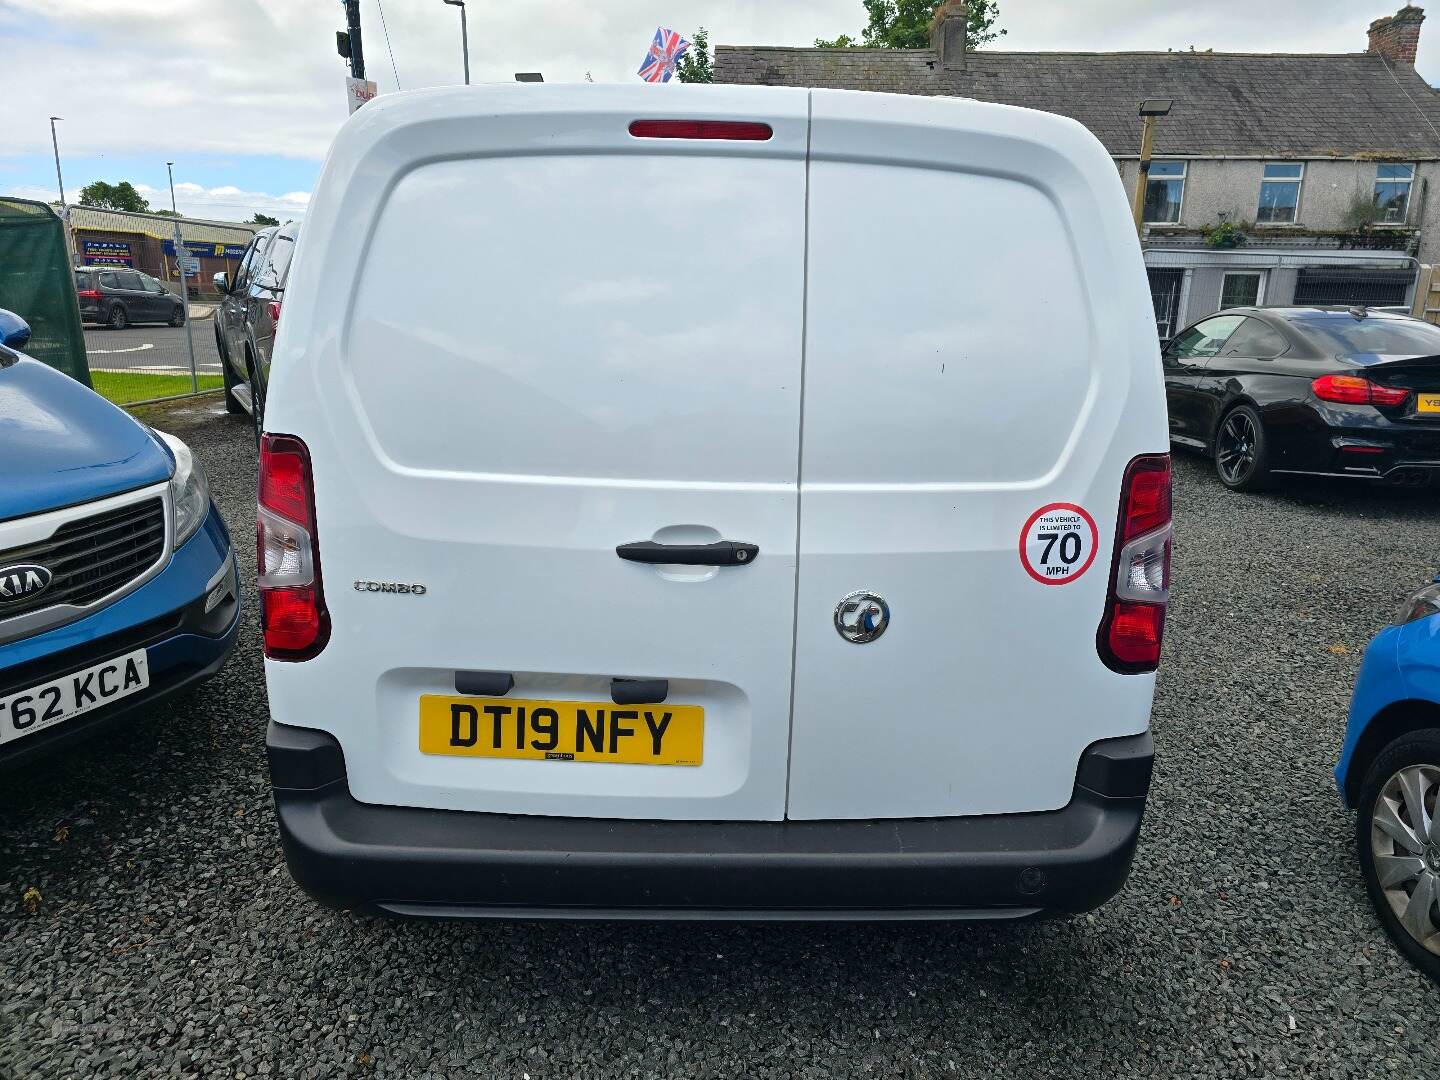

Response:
(1131, 99), (1173, 236)
(442, 0), (470, 85)
(165, 161), (200, 393)
(49, 117), (72, 260)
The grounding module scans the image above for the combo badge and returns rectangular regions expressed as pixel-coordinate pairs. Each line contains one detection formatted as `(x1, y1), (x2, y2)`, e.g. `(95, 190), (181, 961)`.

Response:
(1019, 503), (1098, 585)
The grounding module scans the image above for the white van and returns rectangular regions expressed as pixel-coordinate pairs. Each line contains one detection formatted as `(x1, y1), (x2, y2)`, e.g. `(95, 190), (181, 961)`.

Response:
(259, 84), (1170, 920)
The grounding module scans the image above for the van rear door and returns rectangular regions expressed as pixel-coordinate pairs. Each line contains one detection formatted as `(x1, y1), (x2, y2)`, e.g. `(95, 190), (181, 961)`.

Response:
(265, 87), (810, 821)
(785, 91), (1166, 820)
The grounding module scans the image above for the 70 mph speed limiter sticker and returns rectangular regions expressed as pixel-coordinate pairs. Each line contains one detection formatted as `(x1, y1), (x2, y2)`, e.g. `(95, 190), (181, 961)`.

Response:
(1019, 503), (1099, 585)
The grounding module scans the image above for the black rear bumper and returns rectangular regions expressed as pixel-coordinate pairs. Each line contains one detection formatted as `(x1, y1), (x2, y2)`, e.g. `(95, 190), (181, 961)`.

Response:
(268, 723), (1153, 921)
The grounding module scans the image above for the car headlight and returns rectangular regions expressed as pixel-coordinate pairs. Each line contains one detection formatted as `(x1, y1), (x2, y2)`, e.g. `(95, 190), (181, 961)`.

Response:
(1395, 581), (1440, 626)
(156, 431), (211, 547)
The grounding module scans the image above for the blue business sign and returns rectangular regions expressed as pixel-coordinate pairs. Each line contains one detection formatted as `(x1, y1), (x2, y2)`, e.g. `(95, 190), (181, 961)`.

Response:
(162, 239), (249, 260)
(81, 240), (133, 265)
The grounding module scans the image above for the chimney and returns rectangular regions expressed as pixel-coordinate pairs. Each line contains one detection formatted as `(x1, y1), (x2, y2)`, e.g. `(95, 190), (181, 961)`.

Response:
(1368, 5), (1425, 65)
(929, 0), (968, 71)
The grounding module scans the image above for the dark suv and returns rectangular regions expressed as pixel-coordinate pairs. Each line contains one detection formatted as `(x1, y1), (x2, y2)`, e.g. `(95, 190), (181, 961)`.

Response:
(75, 267), (187, 330)
(214, 220), (297, 435)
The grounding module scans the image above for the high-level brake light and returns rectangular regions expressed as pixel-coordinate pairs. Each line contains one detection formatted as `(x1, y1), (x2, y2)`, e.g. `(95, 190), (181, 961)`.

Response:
(628, 120), (773, 141)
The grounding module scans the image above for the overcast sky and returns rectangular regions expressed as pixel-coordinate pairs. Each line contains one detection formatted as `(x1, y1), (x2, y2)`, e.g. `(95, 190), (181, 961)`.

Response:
(4, 0), (1438, 222)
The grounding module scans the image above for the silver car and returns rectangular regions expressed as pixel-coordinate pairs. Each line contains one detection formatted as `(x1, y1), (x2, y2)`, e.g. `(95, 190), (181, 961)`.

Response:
(213, 220), (298, 439)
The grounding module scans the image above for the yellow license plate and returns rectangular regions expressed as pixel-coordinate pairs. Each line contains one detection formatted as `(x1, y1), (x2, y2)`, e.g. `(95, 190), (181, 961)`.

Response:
(419, 695), (703, 766)
(1418, 393), (1440, 414)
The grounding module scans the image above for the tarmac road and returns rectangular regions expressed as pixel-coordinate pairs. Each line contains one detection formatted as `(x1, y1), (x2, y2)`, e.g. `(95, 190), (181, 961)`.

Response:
(83, 318), (222, 376)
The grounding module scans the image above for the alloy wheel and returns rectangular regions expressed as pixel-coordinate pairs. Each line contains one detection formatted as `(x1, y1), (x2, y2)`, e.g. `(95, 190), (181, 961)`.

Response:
(1371, 763), (1440, 955)
(1217, 411), (1257, 485)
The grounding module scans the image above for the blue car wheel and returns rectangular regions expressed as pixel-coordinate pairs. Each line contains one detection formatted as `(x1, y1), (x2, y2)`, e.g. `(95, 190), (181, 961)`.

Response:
(1355, 728), (1440, 982)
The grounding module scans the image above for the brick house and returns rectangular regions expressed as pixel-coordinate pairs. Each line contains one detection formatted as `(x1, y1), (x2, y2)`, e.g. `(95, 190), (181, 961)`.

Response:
(715, 4), (1440, 336)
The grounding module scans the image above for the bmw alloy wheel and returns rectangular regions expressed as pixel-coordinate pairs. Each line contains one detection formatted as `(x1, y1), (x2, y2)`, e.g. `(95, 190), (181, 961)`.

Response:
(1371, 763), (1440, 956)
(1216, 410), (1258, 485)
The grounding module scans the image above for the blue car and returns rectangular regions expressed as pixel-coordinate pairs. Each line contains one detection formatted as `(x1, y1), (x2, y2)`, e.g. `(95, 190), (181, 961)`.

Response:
(1336, 579), (1440, 982)
(0, 322), (239, 770)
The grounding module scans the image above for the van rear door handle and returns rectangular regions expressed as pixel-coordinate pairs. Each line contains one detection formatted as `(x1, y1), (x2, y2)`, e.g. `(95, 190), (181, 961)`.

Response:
(616, 540), (759, 566)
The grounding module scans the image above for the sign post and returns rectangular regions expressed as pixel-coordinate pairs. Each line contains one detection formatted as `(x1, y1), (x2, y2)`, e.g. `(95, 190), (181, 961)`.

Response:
(172, 220), (199, 393)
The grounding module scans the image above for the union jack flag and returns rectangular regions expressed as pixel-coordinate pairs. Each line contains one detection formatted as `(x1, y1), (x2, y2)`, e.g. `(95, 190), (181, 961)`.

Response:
(638, 27), (690, 83)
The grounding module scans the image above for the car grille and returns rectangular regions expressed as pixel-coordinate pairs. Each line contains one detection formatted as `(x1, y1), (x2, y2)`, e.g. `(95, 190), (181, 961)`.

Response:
(0, 498), (167, 621)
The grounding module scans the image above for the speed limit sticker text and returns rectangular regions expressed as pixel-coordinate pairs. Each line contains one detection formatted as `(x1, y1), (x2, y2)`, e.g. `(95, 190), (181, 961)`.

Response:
(1019, 503), (1099, 586)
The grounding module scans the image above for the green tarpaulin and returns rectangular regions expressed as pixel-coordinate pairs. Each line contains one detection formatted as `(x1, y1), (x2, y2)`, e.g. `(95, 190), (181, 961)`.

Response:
(0, 197), (90, 386)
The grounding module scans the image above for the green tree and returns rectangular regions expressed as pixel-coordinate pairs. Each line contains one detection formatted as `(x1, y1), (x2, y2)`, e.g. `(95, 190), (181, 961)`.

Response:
(78, 180), (151, 213)
(816, 0), (1004, 49)
(676, 27), (713, 83)
(249, 212), (281, 226)
(153, 209), (180, 217)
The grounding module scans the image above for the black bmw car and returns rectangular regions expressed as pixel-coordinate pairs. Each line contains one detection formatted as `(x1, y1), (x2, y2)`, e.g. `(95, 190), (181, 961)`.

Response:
(1163, 306), (1440, 491)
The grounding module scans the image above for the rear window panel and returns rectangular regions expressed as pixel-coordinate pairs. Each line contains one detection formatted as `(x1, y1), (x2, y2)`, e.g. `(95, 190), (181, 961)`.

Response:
(1297, 316), (1440, 357)
(1221, 318), (1288, 359)
(344, 152), (807, 483)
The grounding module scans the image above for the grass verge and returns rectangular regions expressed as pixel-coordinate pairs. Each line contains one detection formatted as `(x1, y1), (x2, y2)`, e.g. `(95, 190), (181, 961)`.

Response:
(91, 371), (223, 406)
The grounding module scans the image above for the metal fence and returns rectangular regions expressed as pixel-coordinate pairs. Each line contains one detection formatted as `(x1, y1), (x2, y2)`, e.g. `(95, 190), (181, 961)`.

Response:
(76, 260), (223, 407)
(1143, 247), (1423, 340)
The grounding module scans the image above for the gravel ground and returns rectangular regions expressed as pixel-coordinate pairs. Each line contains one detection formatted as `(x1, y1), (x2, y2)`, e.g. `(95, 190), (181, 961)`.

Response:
(2, 399), (1439, 1079)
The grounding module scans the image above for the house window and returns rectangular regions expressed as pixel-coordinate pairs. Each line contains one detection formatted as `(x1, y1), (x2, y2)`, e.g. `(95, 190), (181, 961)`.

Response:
(1143, 161), (1186, 224)
(1220, 271), (1265, 309)
(1257, 163), (1303, 224)
(1375, 164), (1416, 224)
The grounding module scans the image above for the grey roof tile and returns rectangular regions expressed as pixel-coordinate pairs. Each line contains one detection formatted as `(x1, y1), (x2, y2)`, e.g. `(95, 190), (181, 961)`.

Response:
(713, 46), (1440, 158)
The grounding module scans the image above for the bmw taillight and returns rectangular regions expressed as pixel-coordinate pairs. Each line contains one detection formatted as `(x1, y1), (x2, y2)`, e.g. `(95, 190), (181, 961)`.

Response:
(1098, 455), (1172, 673)
(1312, 374), (1410, 407)
(77, 289), (101, 301)
(258, 433), (328, 660)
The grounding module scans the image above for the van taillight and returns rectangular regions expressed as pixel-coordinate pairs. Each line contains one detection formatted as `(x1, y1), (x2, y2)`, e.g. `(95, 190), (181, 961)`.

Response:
(258, 433), (329, 660)
(1098, 454), (1172, 673)
(267, 301), (281, 325)
(628, 120), (773, 141)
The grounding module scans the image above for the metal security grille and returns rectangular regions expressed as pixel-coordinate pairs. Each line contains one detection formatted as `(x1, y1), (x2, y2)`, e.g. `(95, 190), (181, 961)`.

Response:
(1293, 268), (1413, 307)
(0, 498), (166, 620)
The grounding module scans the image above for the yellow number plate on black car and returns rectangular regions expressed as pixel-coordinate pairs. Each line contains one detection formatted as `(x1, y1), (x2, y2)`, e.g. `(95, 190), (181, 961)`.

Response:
(1418, 393), (1440, 414)
(419, 695), (703, 765)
